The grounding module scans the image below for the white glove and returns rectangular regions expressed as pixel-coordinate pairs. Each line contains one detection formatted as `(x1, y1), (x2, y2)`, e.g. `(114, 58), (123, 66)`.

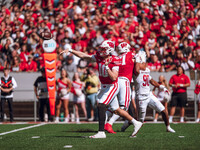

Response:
(163, 88), (171, 102)
(164, 87), (170, 95)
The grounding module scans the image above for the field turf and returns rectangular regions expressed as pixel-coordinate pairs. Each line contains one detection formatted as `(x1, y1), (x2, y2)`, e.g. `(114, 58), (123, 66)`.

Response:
(0, 123), (199, 150)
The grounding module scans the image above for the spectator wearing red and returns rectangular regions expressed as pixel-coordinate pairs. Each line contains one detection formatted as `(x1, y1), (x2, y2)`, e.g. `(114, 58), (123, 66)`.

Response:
(19, 44), (29, 63)
(150, 10), (163, 35)
(161, 20), (171, 37)
(127, 18), (139, 34)
(169, 66), (190, 123)
(179, 20), (190, 41)
(194, 55), (200, 70)
(167, 10), (178, 30)
(57, 24), (65, 44)
(169, 30), (181, 49)
(66, 18), (75, 33)
(11, 56), (25, 72)
(188, 35), (196, 50)
(143, 24), (151, 39)
(188, 11), (198, 27)
(185, 0), (194, 11)
(26, 55), (37, 72)
(72, 35), (87, 53)
(148, 53), (161, 72)
(0, 62), (4, 71)
(194, 79), (200, 122)
(123, 0), (138, 16)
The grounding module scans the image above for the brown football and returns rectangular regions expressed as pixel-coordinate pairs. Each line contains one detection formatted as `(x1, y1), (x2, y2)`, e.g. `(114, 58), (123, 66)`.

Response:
(40, 31), (52, 40)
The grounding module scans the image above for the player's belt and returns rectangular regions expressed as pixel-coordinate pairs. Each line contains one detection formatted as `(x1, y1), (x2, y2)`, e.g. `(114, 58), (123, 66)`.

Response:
(118, 77), (129, 81)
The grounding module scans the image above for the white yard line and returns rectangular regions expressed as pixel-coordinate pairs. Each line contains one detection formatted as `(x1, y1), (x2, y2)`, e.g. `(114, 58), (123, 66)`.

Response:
(0, 123), (46, 136)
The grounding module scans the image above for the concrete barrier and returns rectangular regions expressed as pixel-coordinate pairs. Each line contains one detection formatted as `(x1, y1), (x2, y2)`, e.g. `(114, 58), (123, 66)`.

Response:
(0, 71), (195, 102)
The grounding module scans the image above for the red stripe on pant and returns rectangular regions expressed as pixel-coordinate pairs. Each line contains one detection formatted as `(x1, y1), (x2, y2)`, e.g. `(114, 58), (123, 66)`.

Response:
(126, 83), (131, 108)
(103, 83), (118, 105)
(125, 81), (128, 107)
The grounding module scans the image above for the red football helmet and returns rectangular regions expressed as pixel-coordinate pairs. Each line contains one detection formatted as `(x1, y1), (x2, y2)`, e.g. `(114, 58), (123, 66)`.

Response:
(98, 40), (115, 57)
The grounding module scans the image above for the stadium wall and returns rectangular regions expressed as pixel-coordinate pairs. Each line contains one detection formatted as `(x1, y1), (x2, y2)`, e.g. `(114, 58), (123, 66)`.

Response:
(0, 71), (196, 102)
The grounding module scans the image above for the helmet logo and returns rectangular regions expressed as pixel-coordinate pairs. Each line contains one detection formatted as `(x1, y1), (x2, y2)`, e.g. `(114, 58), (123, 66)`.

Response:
(121, 43), (127, 48)
(107, 42), (115, 48)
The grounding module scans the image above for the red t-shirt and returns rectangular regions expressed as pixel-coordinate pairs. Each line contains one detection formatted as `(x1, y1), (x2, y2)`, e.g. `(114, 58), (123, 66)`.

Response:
(194, 81), (200, 94)
(169, 74), (190, 93)
(151, 19), (163, 34)
(26, 61), (37, 72)
(148, 62), (161, 71)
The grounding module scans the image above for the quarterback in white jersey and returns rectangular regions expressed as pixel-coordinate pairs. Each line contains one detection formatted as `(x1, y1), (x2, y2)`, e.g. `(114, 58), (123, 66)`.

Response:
(122, 52), (175, 133)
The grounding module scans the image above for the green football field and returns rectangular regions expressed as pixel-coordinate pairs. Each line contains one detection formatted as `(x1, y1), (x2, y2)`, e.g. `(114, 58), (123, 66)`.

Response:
(0, 123), (199, 150)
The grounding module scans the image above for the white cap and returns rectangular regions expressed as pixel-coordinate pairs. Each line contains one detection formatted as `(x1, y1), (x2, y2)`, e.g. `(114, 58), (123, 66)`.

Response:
(188, 35), (193, 40)
(134, 45), (140, 49)
(59, 23), (63, 28)
(26, 2), (32, 7)
(44, 16), (49, 20)
(150, 49), (155, 55)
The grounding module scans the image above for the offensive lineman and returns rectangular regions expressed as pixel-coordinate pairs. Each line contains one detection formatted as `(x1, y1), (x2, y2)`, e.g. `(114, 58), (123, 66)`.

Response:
(104, 42), (137, 134)
(121, 52), (175, 133)
(60, 40), (143, 138)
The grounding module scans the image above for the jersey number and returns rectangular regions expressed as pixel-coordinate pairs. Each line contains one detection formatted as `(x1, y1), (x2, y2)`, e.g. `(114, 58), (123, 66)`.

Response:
(120, 54), (126, 65)
(142, 75), (149, 86)
(98, 64), (108, 77)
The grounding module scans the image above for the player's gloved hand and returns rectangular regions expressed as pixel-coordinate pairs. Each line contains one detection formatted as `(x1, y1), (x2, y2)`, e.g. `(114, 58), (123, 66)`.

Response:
(163, 88), (171, 102)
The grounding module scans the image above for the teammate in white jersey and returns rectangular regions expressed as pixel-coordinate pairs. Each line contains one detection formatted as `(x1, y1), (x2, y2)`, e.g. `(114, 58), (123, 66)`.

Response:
(121, 52), (175, 133)
(60, 40), (142, 138)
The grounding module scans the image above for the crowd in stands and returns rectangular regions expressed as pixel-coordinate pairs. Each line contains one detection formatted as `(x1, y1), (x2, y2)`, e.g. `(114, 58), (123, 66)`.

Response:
(0, 0), (200, 73)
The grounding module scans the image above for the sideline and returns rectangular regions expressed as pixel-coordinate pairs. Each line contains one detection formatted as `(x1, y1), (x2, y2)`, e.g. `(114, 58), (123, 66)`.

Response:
(0, 123), (46, 136)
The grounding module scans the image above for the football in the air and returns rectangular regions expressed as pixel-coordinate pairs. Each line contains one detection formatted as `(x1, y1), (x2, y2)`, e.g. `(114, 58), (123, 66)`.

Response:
(40, 31), (52, 40)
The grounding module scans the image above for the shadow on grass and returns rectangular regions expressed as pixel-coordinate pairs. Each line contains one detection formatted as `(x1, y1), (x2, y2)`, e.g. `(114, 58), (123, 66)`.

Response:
(55, 136), (87, 138)
(62, 129), (96, 133)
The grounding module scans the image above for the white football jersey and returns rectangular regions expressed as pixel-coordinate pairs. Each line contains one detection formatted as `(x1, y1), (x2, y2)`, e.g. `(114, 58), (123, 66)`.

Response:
(134, 67), (152, 100)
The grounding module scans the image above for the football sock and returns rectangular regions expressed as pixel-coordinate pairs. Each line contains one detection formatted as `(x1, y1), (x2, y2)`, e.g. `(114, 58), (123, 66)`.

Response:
(98, 103), (106, 131)
(169, 116), (173, 122)
(130, 118), (138, 125)
(108, 114), (120, 125)
(180, 117), (184, 122)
